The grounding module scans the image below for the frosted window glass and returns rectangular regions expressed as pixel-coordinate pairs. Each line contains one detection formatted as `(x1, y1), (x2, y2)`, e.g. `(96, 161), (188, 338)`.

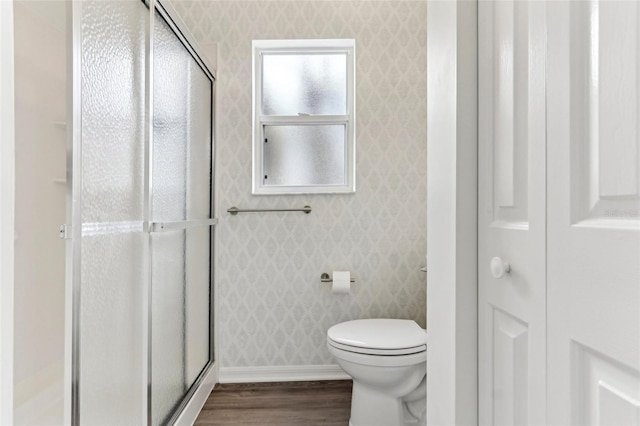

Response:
(153, 12), (212, 222)
(81, 0), (145, 223)
(262, 53), (347, 115)
(253, 40), (355, 194)
(80, 232), (145, 426)
(263, 125), (346, 186)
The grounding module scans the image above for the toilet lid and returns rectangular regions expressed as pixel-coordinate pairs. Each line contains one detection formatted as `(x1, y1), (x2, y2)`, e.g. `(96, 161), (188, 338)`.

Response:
(327, 319), (426, 354)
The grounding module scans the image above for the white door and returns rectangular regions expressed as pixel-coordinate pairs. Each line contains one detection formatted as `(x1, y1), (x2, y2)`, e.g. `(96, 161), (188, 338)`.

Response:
(547, 1), (640, 425)
(478, 1), (547, 424)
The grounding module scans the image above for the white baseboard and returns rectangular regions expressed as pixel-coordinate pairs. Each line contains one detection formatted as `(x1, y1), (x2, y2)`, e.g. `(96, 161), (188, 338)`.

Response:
(219, 364), (350, 384)
(174, 361), (218, 426)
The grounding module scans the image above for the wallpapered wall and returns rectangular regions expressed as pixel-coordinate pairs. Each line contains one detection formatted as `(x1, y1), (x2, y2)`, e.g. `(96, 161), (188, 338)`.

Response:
(173, 0), (428, 368)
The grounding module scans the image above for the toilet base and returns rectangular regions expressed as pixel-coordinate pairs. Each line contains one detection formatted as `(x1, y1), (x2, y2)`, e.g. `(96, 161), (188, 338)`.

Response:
(349, 381), (425, 426)
(349, 381), (403, 426)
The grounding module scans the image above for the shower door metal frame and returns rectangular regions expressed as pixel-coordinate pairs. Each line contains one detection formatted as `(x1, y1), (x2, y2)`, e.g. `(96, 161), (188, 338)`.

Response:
(146, 1), (217, 424)
(65, 0), (217, 424)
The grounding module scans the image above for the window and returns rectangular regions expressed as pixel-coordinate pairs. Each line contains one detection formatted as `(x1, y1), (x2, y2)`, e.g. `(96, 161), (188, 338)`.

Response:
(252, 39), (356, 194)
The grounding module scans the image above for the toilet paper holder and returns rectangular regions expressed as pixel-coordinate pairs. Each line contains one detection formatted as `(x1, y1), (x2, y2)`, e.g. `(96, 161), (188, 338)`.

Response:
(320, 272), (356, 283)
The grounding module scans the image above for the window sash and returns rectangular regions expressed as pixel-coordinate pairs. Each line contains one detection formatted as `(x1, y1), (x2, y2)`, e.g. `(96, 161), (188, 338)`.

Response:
(252, 39), (355, 194)
(261, 123), (348, 187)
(258, 47), (352, 115)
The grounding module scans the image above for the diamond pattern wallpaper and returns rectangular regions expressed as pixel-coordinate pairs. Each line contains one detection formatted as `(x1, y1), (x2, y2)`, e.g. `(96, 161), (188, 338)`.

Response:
(171, 0), (428, 368)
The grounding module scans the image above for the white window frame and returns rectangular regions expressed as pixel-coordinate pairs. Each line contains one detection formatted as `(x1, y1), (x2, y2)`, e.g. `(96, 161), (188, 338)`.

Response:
(252, 39), (356, 194)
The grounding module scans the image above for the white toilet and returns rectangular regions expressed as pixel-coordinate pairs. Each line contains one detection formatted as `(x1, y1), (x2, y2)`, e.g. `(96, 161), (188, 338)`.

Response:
(327, 319), (427, 426)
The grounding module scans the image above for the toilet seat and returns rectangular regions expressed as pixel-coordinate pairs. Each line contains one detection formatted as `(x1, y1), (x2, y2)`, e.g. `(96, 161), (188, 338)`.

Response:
(327, 319), (426, 356)
(328, 341), (427, 368)
(328, 339), (425, 356)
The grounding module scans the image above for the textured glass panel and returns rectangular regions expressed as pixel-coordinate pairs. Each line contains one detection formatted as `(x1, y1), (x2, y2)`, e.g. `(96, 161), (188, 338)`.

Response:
(81, 0), (145, 222)
(151, 228), (211, 426)
(153, 12), (188, 222)
(78, 1), (146, 424)
(186, 59), (212, 220)
(153, 12), (212, 222)
(262, 53), (347, 115)
(80, 232), (145, 426)
(151, 11), (213, 426)
(151, 230), (186, 426)
(263, 125), (346, 186)
(185, 228), (211, 387)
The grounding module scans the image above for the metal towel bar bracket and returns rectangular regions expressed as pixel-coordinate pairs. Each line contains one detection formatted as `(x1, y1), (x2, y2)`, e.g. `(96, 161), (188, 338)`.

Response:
(227, 205), (311, 215)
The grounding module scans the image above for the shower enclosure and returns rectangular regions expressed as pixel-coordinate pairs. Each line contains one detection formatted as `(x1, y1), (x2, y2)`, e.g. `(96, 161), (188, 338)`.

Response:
(64, 0), (215, 424)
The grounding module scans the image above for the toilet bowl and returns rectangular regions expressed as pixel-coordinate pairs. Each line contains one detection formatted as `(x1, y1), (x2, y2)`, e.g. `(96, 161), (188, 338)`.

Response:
(327, 319), (427, 426)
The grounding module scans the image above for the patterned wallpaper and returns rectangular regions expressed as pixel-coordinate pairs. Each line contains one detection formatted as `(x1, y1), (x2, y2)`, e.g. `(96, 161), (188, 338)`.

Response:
(172, 0), (428, 368)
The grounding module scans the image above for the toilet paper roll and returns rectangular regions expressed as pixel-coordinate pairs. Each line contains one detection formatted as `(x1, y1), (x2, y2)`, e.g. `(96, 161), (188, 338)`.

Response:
(332, 271), (351, 294)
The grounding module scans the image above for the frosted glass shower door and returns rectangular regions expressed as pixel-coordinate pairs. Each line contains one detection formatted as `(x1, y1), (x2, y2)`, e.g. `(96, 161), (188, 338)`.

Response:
(68, 0), (148, 424)
(66, 1), (215, 424)
(150, 7), (214, 426)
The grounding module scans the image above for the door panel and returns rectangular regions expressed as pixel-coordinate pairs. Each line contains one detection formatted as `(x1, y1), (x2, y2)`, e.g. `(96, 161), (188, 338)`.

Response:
(547, 1), (640, 425)
(151, 230), (187, 426)
(150, 7), (213, 425)
(79, 0), (145, 223)
(184, 227), (211, 386)
(79, 232), (146, 424)
(478, 1), (546, 424)
(74, 0), (147, 423)
(492, 0), (530, 227)
(573, 344), (640, 426)
(492, 308), (529, 426)
(567, 0), (640, 227)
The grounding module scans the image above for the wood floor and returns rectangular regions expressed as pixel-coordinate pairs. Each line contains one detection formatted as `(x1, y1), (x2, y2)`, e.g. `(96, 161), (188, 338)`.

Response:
(194, 380), (353, 426)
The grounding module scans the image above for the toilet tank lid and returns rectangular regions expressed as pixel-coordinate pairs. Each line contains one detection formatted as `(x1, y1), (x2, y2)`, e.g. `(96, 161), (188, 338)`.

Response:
(327, 319), (427, 350)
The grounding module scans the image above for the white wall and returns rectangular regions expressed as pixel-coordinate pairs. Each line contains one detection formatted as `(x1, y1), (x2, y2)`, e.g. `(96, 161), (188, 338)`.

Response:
(426, 0), (478, 425)
(0, 1), (16, 423)
(12, 1), (67, 424)
(173, 0), (429, 373)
